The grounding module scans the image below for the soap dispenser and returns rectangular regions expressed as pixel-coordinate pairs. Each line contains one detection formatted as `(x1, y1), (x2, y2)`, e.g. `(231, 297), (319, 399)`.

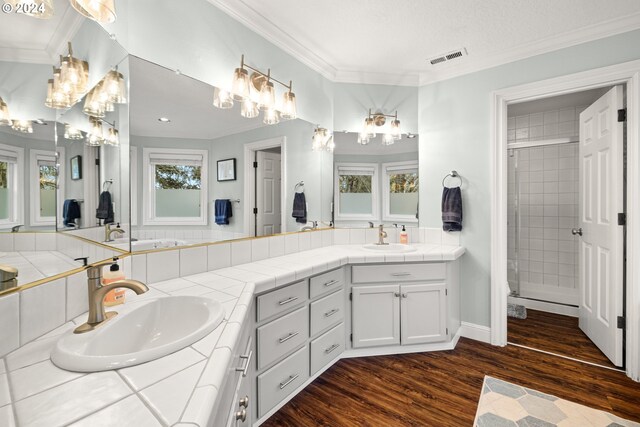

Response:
(103, 258), (126, 306)
(399, 225), (408, 244)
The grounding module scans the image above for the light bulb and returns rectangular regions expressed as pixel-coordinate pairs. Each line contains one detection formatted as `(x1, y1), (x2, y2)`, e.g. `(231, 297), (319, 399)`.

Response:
(263, 107), (280, 125)
(232, 67), (250, 100)
(364, 117), (376, 138)
(258, 80), (275, 111)
(240, 98), (259, 119)
(390, 119), (401, 140)
(213, 87), (234, 109)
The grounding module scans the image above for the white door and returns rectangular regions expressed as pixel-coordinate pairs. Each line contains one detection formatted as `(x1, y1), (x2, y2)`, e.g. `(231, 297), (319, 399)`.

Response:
(256, 151), (281, 236)
(400, 283), (447, 345)
(352, 285), (400, 348)
(578, 85), (624, 367)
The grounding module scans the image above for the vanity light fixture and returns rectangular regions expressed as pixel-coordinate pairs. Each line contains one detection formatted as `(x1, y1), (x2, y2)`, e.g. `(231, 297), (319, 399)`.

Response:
(81, 68), (127, 117)
(11, 120), (33, 134)
(69, 0), (116, 23)
(312, 127), (334, 152)
(214, 54), (297, 123)
(5, 0), (54, 19)
(0, 97), (11, 126)
(360, 109), (402, 145)
(64, 124), (84, 140)
(45, 43), (90, 110)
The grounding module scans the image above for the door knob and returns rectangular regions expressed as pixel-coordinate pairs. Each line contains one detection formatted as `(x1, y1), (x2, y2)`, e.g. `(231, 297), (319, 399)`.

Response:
(571, 228), (583, 236)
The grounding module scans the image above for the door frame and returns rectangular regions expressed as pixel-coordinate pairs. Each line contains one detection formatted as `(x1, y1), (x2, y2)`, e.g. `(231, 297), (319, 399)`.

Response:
(243, 137), (286, 236)
(490, 59), (640, 381)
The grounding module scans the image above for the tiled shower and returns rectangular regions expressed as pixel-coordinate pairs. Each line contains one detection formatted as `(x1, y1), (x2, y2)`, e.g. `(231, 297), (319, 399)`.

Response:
(507, 106), (584, 306)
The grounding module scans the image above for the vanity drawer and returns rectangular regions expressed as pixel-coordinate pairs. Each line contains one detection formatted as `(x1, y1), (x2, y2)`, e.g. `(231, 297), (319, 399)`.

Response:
(310, 268), (344, 299)
(257, 279), (308, 322)
(258, 345), (309, 418)
(310, 323), (345, 376)
(310, 289), (344, 337)
(257, 306), (309, 370)
(352, 263), (446, 284)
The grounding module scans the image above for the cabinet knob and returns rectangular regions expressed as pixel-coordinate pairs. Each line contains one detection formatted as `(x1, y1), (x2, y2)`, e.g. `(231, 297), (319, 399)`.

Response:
(235, 409), (247, 422)
(239, 395), (249, 408)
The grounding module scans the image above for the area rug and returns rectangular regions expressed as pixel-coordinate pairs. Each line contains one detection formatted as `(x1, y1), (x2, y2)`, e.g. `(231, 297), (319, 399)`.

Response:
(474, 376), (639, 427)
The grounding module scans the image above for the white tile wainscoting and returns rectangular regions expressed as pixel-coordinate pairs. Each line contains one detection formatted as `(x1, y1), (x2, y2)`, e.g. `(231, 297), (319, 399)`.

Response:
(0, 230), (463, 426)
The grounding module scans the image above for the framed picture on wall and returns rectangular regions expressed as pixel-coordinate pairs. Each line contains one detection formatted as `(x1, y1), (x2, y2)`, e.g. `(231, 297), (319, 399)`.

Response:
(70, 155), (82, 180)
(217, 158), (236, 181)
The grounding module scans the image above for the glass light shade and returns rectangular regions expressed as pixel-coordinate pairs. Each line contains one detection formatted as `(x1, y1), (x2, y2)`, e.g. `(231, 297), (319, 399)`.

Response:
(70, 0), (116, 23)
(263, 107), (280, 125)
(213, 87), (234, 109)
(12, 120), (33, 134)
(59, 57), (75, 95)
(364, 117), (376, 138)
(0, 98), (12, 126)
(312, 128), (331, 151)
(232, 68), (250, 100)
(104, 70), (126, 104)
(357, 132), (369, 145)
(390, 119), (401, 140)
(86, 119), (103, 146)
(7, 0), (54, 18)
(240, 98), (259, 119)
(83, 86), (106, 118)
(280, 91), (297, 120)
(64, 124), (83, 140)
(258, 80), (275, 111)
(326, 136), (335, 153)
(51, 68), (72, 109)
(105, 128), (119, 146)
(311, 130), (323, 151)
(382, 133), (395, 146)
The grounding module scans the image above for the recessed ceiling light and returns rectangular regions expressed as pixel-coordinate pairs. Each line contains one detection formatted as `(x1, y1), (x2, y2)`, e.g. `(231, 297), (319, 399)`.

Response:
(406, 133), (417, 139)
(158, 117), (171, 123)
(34, 119), (47, 125)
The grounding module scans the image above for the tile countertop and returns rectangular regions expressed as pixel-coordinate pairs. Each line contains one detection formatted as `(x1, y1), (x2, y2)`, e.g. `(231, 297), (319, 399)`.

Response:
(0, 243), (465, 427)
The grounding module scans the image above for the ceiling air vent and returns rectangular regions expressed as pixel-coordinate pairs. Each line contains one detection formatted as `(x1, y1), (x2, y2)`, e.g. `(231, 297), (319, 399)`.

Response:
(428, 48), (467, 66)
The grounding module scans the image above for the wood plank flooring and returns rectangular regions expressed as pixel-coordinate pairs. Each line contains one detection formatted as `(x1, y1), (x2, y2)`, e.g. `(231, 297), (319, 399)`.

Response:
(507, 308), (617, 368)
(262, 338), (640, 426)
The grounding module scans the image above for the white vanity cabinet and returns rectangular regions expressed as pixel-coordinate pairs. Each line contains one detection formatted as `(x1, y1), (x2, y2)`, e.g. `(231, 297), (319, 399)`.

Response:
(350, 262), (456, 349)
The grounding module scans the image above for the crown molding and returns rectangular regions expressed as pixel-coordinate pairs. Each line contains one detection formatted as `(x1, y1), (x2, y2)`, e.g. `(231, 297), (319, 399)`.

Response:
(419, 11), (640, 85)
(209, 1), (640, 88)
(0, 47), (52, 64)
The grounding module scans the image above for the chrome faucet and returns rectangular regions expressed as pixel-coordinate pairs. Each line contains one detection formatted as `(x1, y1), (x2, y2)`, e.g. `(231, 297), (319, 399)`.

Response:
(74, 258), (149, 334)
(377, 224), (388, 245)
(104, 223), (125, 242)
(368, 221), (374, 228)
(0, 264), (18, 291)
(10, 225), (22, 233)
(300, 220), (319, 232)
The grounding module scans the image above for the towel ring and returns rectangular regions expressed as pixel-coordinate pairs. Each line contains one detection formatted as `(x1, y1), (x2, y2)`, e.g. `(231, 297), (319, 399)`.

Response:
(442, 171), (462, 188)
(294, 181), (304, 192)
(103, 179), (114, 191)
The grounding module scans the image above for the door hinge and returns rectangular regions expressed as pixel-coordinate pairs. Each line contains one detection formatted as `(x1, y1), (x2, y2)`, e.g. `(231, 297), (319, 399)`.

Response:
(445, 289), (448, 296)
(618, 213), (627, 226)
(95, 158), (100, 166)
(349, 292), (352, 301)
(617, 316), (625, 329)
(253, 208), (258, 214)
(350, 333), (352, 342)
(446, 328), (449, 335)
(253, 161), (258, 168)
(618, 108), (627, 122)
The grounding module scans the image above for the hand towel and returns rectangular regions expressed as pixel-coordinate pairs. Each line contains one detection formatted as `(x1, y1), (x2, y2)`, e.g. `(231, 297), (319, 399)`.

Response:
(96, 191), (114, 224)
(292, 192), (307, 224)
(63, 199), (81, 227)
(215, 199), (233, 225)
(442, 187), (463, 231)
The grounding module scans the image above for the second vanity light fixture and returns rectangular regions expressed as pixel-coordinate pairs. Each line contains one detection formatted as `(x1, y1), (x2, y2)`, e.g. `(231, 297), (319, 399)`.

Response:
(213, 55), (297, 125)
(359, 109), (402, 145)
(312, 127), (334, 152)
(45, 42), (89, 110)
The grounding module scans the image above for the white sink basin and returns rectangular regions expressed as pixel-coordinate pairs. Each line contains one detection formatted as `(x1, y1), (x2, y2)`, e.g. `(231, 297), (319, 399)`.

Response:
(362, 243), (417, 253)
(51, 296), (224, 372)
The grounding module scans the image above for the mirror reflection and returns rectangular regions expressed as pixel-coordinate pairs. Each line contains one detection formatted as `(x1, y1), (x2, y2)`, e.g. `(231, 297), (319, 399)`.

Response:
(128, 56), (328, 251)
(331, 132), (419, 228)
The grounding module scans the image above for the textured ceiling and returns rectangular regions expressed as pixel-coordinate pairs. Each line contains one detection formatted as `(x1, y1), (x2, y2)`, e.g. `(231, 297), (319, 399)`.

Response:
(211, 0), (640, 84)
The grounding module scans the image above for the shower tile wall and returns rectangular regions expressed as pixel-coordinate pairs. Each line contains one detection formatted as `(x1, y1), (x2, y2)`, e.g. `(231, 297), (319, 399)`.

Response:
(507, 105), (587, 143)
(507, 130), (580, 305)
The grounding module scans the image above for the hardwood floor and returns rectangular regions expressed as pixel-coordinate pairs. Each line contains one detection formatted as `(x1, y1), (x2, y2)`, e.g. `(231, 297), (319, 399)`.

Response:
(507, 308), (617, 368)
(262, 338), (640, 427)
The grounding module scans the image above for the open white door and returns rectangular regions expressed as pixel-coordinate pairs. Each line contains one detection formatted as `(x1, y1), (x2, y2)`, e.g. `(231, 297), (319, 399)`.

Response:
(256, 151), (281, 236)
(578, 85), (625, 367)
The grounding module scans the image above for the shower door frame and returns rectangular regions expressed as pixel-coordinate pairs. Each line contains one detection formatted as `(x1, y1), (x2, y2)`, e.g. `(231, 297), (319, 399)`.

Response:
(490, 59), (640, 381)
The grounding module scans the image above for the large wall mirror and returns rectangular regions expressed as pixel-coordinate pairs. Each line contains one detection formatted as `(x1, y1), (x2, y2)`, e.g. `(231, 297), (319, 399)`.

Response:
(331, 132), (419, 229)
(0, 12), (129, 292)
(128, 56), (329, 251)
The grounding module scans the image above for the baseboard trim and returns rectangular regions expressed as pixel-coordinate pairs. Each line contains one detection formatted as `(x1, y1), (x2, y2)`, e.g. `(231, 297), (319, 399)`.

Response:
(460, 321), (491, 344)
(508, 296), (579, 317)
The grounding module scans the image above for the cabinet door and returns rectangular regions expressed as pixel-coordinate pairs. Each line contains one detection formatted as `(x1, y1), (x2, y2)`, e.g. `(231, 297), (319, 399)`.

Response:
(400, 283), (447, 345)
(352, 285), (400, 348)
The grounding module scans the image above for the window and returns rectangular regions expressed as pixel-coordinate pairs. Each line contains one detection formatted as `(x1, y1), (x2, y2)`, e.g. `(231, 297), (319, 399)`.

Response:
(143, 148), (208, 225)
(382, 161), (419, 222)
(0, 144), (23, 229)
(29, 149), (64, 227)
(334, 163), (378, 220)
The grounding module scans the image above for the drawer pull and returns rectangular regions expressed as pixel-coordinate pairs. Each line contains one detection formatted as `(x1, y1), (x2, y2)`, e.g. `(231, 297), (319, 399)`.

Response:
(391, 272), (411, 277)
(279, 374), (299, 390)
(324, 308), (340, 318)
(325, 343), (340, 354)
(278, 331), (299, 343)
(278, 296), (299, 306)
(323, 279), (339, 287)
(235, 350), (253, 377)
